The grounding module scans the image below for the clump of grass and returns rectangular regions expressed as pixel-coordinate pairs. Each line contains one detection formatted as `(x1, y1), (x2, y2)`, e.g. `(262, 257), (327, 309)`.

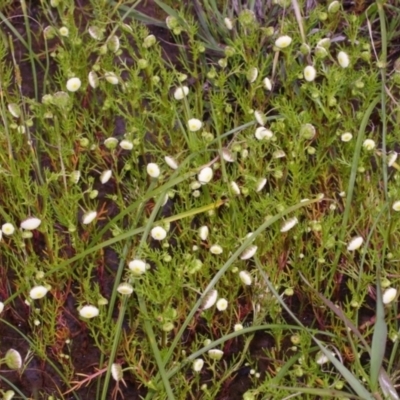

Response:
(0, 0), (400, 399)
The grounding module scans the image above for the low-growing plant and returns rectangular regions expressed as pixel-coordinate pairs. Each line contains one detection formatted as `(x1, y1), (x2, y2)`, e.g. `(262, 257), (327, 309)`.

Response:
(0, 0), (400, 399)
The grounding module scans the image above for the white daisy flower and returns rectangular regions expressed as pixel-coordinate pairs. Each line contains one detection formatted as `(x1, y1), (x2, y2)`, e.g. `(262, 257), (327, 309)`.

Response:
(341, 132), (353, 142)
(275, 35), (292, 49)
(304, 65), (316, 82)
(66, 77), (81, 92)
(59, 26), (69, 37)
(2, 223), (15, 236)
(79, 305), (99, 319)
(210, 244), (223, 254)
(363, 139), (375, 151)
(119, 140), (133, 150)
(117, 283), (134, 295)
(173, 86), (189, 100)
(151, 226), (167, 240)
(216, 298), (228, 311)
(234, 323), (243, 331)
(29, 285), (49, 300)
(208, 349), (224, 360)
(128, 259), (146, 276)
(147, 163), (160, 178)
(188, 118), (203, 132)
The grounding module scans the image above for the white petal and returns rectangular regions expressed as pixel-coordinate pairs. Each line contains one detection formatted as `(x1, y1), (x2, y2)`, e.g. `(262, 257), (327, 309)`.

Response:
(199, 226), (209, 241)
(210, 244), (223, 254)
(239, 270), (252, 285)
(201, 289), (218, 310)
(100, 170), (112, 184)
(164, 156), (179, 169)
(254, 111), (266, 126)
(82, 211), (97, 225)
(230, 181), (241, 195)
(392, 201), (400, 211)
(88, 71), (99, 88)
(263, 77), (272, 91)
(347, 236), (363, 251)
(256, 178), (267, 192)
(173, 86), (189, 100)
(240, 245), (257, 260)
(198, 167), (213, 184)
(192, 358), (204, 372)
(111, 363), (123, 381)
(383, 288), (397, 305)
(337, 51), (350, 68)
(222, 148), (235, 162)
(104, 72), (119, 84)
(280, 217), (298, 232)
(119, 140), (133, 150)
(20, 217), (41, 230)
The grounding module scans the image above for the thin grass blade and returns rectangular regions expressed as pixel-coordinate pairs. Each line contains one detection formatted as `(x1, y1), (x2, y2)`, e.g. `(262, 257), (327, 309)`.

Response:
(370, 281), (387, 390)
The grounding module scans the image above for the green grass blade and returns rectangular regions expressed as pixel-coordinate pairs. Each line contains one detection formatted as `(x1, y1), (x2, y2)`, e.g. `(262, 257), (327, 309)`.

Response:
(313, 337), (375, 400)
(328, 95), (380, 286)
(370, 281), (387, 390)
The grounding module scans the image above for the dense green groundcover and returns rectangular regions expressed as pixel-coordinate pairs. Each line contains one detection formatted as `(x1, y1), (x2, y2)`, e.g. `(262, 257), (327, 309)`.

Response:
(0, 0), (400, 399)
